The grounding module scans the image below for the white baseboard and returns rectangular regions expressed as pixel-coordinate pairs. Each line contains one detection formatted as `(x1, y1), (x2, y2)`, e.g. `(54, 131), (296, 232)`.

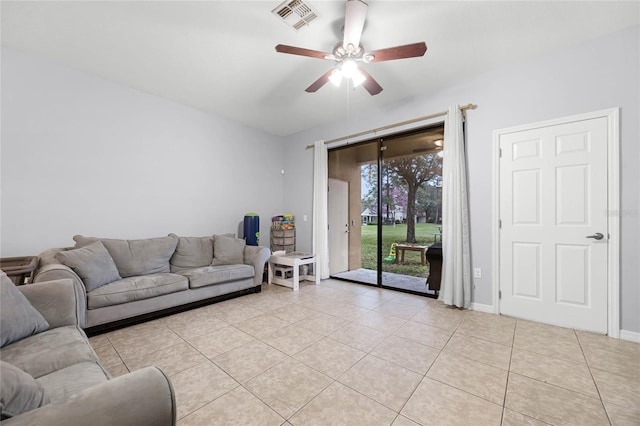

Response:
(619, 329), (640, 343)
(470, 302), (495, 314)
(465, 306), (640, 342)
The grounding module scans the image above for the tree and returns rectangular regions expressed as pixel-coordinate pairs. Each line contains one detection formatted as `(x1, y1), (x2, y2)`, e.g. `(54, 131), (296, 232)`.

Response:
(361, 164), (408, 224)
(361, 164), (378, 215)
(387, 153), (442, 242)
(416, 183), (442, 223)
(361, 153), (442, 242)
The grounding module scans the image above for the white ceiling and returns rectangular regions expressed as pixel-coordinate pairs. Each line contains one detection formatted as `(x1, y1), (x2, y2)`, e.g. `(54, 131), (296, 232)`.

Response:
(2, 1), (638, 136)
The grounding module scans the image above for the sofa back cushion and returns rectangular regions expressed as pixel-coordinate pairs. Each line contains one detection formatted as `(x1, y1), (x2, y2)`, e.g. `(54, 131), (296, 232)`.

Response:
(0, 272), (49, 348)
(0, 361), (50, 420)
(55, 241), (122, 291)
(211, 235), (246, 266)
(74, 235), (179, 278)
(169, 234), (214, 271)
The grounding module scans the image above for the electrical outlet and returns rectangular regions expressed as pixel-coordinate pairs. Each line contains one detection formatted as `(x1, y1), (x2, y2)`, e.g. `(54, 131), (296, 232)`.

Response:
(474, 268), (482, 279)
(303, 215), (308, 222)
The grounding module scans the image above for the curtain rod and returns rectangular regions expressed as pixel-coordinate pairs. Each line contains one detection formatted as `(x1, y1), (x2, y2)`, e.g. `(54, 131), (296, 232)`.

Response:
(305, 103), (476, 149)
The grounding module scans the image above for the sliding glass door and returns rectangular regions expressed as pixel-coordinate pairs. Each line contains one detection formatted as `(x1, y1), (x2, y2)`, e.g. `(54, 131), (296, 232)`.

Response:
(379, 129), (443, 295)
(328, 124), (444, 296)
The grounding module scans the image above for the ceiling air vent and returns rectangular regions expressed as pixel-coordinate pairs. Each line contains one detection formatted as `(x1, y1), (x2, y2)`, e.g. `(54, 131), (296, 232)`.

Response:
(272, 0), (319, 31)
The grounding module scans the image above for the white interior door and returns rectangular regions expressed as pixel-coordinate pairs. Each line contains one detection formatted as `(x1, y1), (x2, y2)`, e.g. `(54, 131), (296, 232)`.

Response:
(498, 116), (609, 333)
(328, 178), (349, 275)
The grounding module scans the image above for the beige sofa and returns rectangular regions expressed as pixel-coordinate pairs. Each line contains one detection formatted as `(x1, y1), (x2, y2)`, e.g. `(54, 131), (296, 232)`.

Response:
(0, 273), (175, 425)
(33, 233), (270, 334)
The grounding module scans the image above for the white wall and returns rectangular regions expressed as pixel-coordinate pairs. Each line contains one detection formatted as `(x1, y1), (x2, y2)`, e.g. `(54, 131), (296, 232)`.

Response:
(1, 47), (284, 255)
(283, 26), (640, 333)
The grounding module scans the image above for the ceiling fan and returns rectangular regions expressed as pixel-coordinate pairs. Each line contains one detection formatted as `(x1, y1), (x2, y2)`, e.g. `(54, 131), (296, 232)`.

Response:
(275, 0), (427, 95)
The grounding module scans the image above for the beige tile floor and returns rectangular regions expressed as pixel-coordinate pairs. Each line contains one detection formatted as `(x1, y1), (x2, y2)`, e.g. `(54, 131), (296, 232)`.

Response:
(89, 280), (640, 426)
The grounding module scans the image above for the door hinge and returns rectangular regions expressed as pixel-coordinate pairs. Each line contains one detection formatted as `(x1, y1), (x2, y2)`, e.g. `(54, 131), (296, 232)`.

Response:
(499, 220), (502, 229)
(499, 290), (502, 300)
(499, 148), (502, 157)
(380, 146), (387, 152)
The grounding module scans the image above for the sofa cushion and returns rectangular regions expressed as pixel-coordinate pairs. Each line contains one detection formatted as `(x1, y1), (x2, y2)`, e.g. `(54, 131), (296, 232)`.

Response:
(74, 235), (179, 278)
(87, 273), (188, 309)
(0, 361), (50, 420)
(0, 272), (49, 348)
(211, 235), (246, 266)
(0, 326), (99, 379)
(36, 362), (108, 404)
(38, 247), (72, 268)
(179, 264), (255, 289)
(169, 234), (214, 271)
(55, 241), (121, 291)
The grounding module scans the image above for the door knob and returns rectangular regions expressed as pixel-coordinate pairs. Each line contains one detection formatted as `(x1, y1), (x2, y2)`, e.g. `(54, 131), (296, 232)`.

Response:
(586, 233), (604, 240)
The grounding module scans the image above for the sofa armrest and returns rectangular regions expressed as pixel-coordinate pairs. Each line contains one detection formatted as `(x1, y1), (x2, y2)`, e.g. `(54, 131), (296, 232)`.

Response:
(244, 246), (270, 286)
(32, 264), (87, 328)
(18, 278), (83, 329)
(2, 367), (176, 426)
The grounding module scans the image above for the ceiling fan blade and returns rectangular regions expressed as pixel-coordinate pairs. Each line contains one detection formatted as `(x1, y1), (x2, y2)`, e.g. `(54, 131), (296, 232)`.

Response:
(275, 44), (333, 60)
(305, 69), (335, 93)
(367, 42), (427, 62)
(358, 67), (383, 96)
(343, 0), (368, 51)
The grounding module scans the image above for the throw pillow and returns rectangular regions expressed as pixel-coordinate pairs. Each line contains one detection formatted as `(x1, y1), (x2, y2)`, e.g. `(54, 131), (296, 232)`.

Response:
(73, 235), (179, 278)
(55, 241), (122, 292)
(169, 234), (214, 270)
(0, 272), (49, 348)
(0, 361), (50, 420)
(211, 235), (246, 266)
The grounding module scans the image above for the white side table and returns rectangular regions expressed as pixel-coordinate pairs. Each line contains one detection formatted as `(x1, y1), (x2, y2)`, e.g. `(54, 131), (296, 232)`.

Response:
(268, 252), (318, 291)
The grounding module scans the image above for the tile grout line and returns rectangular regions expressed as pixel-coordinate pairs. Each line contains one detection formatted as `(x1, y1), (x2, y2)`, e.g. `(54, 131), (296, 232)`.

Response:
(501, 318), (518, 425)
(177, 325), (287, 422)
(575, 328), (613, 426)
(505, 321), (605, 424)
(282, 295), (435, 424)
(195, 304), (337, 421)
(237, 356), (297, 421)
(390, 309), (464, 426)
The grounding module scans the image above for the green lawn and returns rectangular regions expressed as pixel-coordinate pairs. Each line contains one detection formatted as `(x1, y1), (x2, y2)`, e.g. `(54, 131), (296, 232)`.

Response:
(361, 223), (440, 278)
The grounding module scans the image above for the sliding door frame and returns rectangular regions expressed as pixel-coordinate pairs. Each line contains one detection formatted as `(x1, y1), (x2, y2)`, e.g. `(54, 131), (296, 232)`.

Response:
(329, 124), (444, 298)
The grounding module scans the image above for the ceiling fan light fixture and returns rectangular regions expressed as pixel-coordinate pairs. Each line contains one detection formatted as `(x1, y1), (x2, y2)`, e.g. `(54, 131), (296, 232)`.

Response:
(341, 59), (358, 78)
(329, 69), (343, 87)
(352, 69), (366, 87)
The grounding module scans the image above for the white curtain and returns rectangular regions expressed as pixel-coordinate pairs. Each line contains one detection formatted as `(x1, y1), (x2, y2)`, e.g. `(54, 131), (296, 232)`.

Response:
(438, 105), (472, 308)
(312, 140), (330, 279)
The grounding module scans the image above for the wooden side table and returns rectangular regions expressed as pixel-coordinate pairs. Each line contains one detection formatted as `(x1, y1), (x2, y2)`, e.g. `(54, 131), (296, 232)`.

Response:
(268, 252), (318, 291)
(0, 256), (38, 285)
(395, 244), (429, 265)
